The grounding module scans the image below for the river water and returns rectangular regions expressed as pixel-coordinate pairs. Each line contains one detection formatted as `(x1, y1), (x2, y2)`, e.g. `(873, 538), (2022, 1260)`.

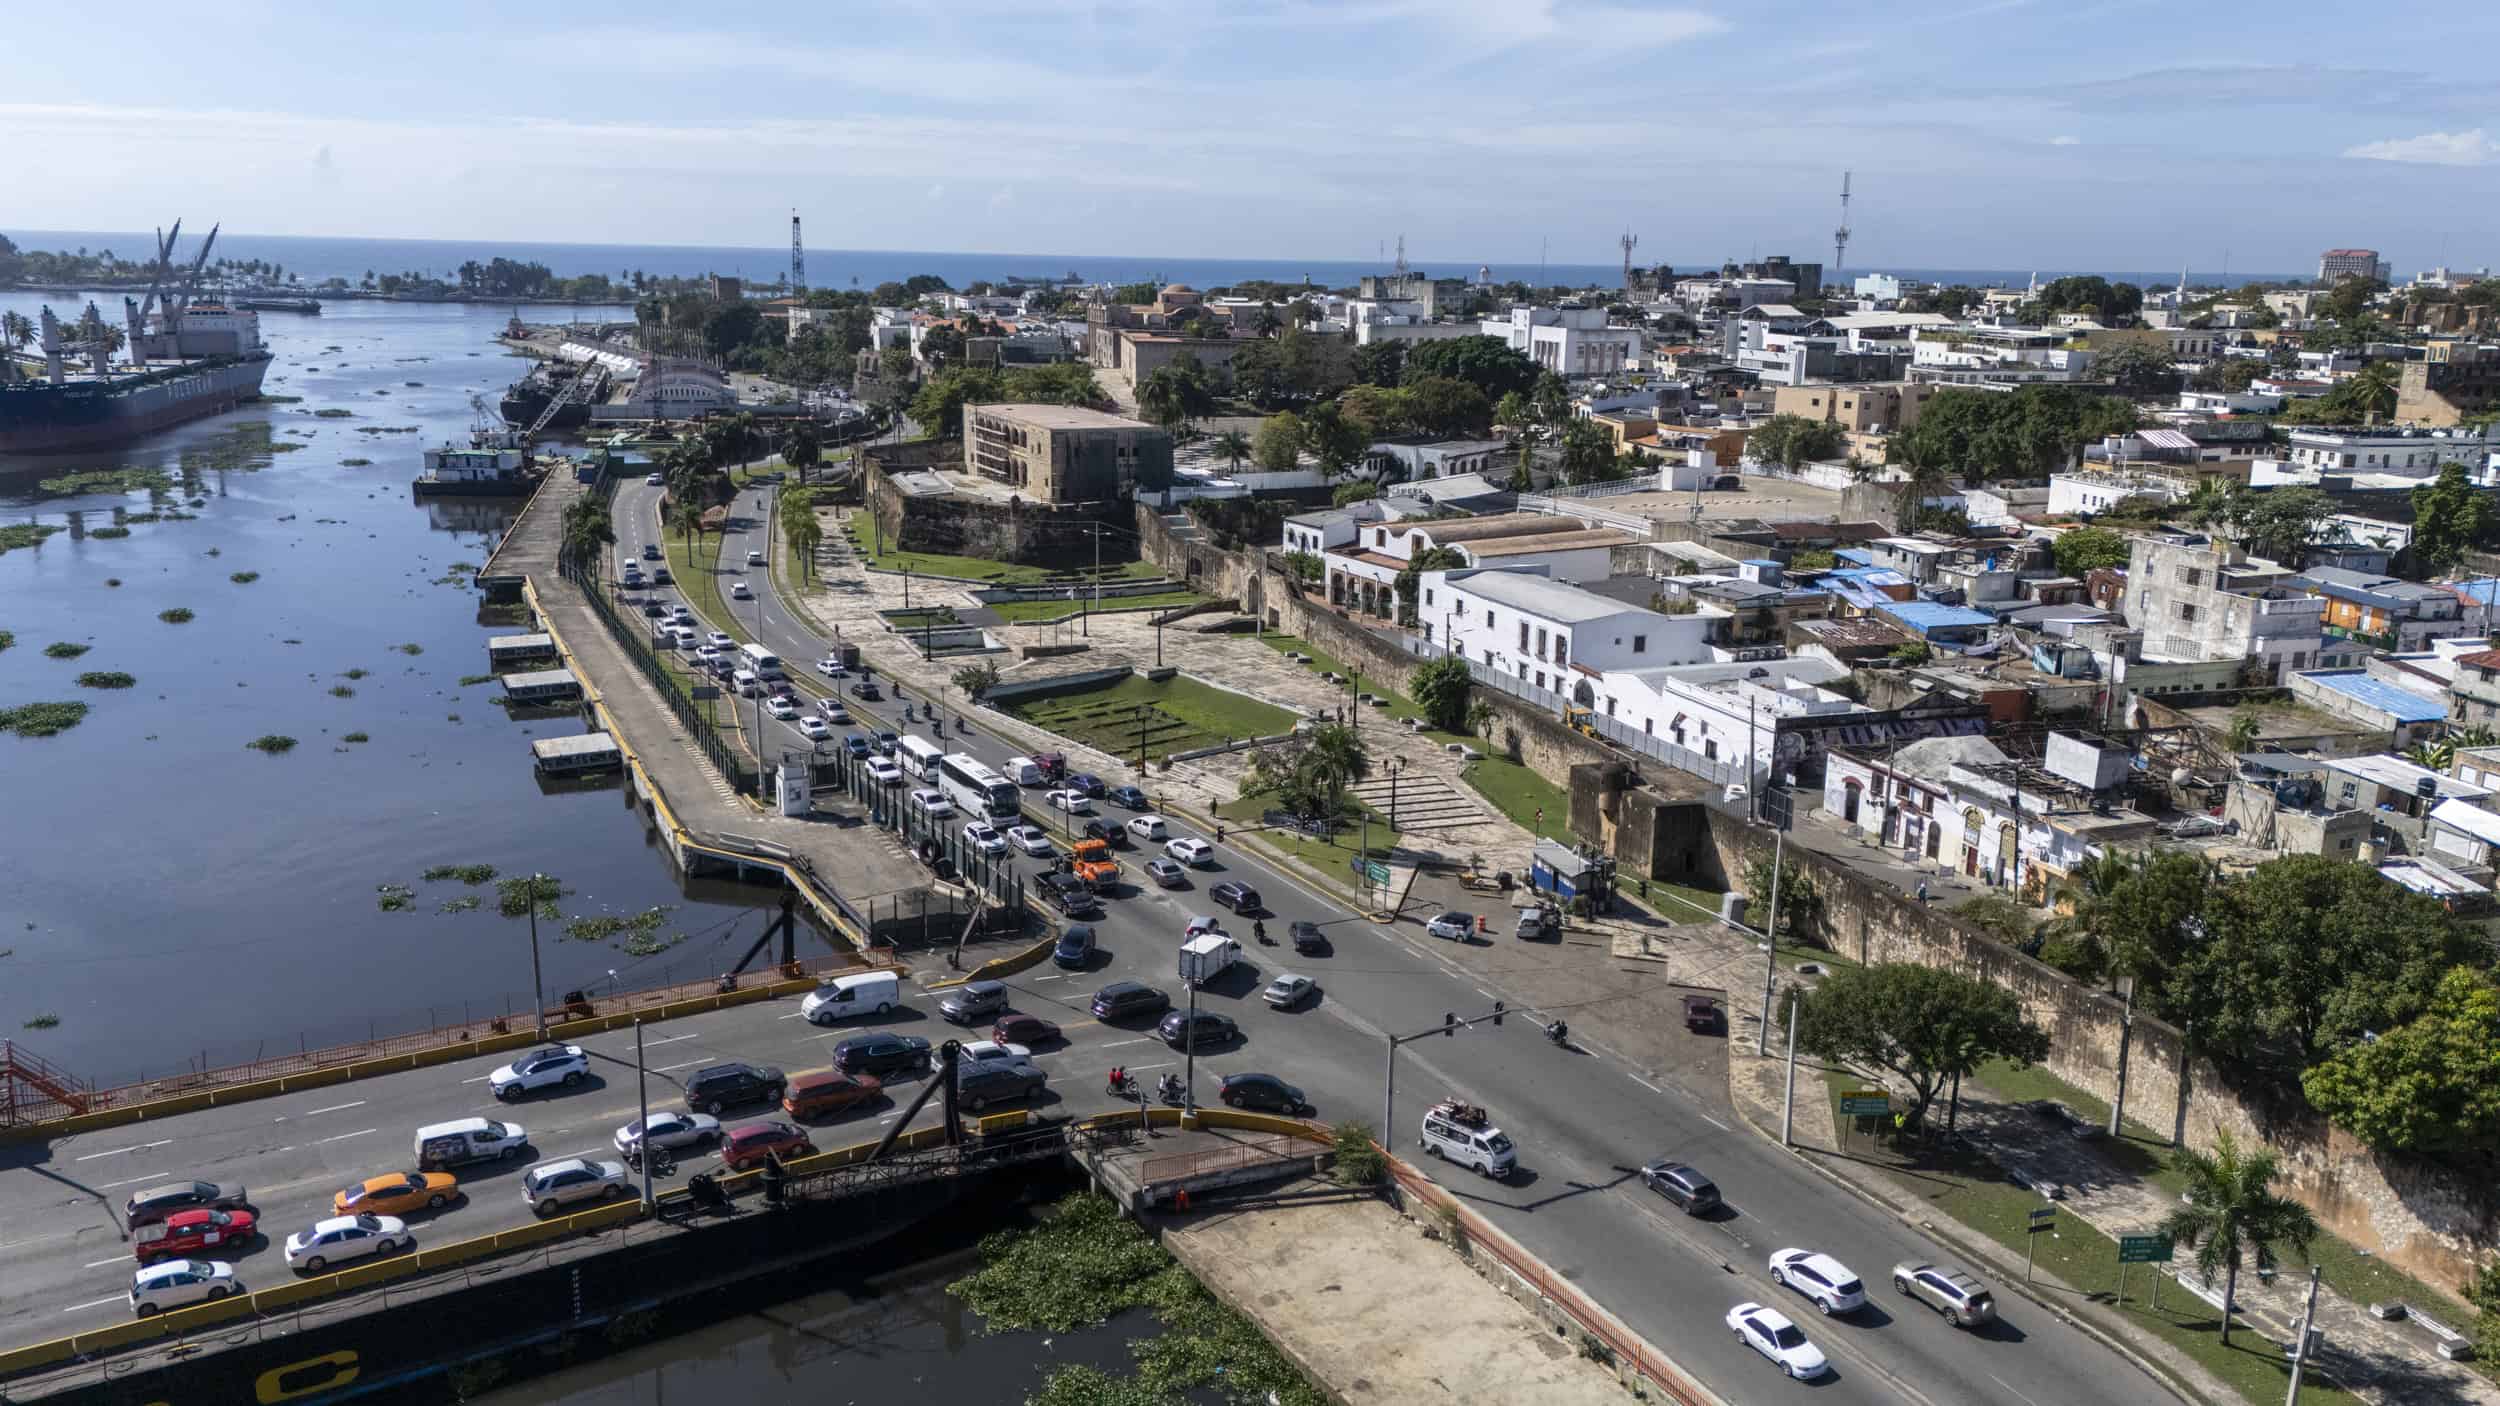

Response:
(0, 294), (812, 1087)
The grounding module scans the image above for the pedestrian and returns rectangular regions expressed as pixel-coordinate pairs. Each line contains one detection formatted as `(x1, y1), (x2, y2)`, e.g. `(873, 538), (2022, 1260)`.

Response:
(1915, 879), (1929, 903)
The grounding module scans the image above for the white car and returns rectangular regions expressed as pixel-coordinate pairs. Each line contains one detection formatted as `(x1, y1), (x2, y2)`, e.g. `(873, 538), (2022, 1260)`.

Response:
(1008, 825), (1056, 857)
(910, 788), (956, 818)
(730, 580), (753, 600)
(1166, 837), (1214, 866)
(1423, 912), (1477, 941)
(697, 630), (726, 650)
(286, 1213), (410, 1272)
(746, 549), (765, 566)
(797, 716), (831, 741)
(1263, 974), (1316, 1008)
(766, 696), (800, 721)
(816, 657), (848, 679)
(612, 1111), (722, 1156)
(489, 1044), (588, 1101)
(953, 1039), (1036, 1072)
(1127, 814), (1170, 841)
(864, 757), (903, 785)
(1183, 915), (1227, 938)
(670, 605), (694, 624)
(130, 1259), (240, 1316)
(1768, 1249), (1867, 1316)
(1723, 783), (1749, 805)
(695, 644), (723, 667)
(645, 472), (664, 486)
(671, 625), (699, 648)
(521, 1158), (632, 1216)
(1726, 1302), (1829, 1380)
(1044, 789), (1093, 814)
(963, 821), (1008, 856)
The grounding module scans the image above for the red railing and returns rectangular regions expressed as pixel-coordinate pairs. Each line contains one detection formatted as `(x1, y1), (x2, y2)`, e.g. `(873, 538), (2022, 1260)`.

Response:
(1385, 1157), (1716, 1406)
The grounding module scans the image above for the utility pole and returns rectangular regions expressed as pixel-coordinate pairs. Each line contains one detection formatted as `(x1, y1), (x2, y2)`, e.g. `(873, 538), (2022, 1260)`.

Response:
(2285, 1265), (2323, 1406)
(1381, 1005), (1507, 1146)
(1781, 986), (1801, 1146)
(634, 1020), (653, 1209)
(1182, 970), (1200, 1117)
(526, 872), (549, 1040)
(1757, 829), (1785, 1057)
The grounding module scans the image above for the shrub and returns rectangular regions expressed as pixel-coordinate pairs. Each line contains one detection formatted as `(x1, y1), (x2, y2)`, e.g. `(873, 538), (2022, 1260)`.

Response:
(43, 642), (89, 659)
(245, 734), (298, 753)
(230, 571), (260, 584)
(159, 608), (195, 624)
(1330, 1121), (1385, 1185)
(86, 526), (131, 539)
(342, 731), (370, 743)
(0, 702), (91, 737)
(75, 671), (136, 689)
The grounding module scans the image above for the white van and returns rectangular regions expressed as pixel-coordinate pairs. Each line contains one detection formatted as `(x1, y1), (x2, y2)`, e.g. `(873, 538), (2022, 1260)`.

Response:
(1001, 756), (1046, 786)
(731, 669), (761, 697)
(1418, 1102), (1516, 1180)
(798, 970), (900, 1026)
(739, 642), (784, 680)
(414, 1116), (530, 1170)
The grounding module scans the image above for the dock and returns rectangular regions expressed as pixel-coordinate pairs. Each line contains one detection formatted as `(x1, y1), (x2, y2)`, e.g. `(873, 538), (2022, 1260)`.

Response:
(486, 631), (559, 667)
(531, 731), (621, 776)
(500, 667), (582, 705)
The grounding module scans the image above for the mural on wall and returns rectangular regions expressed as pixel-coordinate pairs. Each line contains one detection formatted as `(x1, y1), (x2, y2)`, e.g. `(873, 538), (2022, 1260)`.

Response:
(1769, 699), (1989, 782)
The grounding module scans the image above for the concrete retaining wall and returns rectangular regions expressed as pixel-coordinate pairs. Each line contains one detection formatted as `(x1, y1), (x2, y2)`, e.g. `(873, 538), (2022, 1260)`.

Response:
(860, 443), (1136, 567)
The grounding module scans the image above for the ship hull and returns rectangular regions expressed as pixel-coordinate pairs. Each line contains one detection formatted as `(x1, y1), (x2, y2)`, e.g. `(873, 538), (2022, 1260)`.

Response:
(0, 356), (274, 454)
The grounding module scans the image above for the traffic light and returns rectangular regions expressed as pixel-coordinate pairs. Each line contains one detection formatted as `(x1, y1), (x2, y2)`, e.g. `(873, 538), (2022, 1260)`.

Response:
(1492, 1001), (1504, 1027)
(1443, 1011), (1456, 1037)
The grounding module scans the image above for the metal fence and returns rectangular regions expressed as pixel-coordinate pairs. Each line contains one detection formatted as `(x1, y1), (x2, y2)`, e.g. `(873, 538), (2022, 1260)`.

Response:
(565, 559), (763, 796)
(1399, 636), (1762, 792)
(1527, 477), (1662, 501)
(1512, 494), (1656, 538)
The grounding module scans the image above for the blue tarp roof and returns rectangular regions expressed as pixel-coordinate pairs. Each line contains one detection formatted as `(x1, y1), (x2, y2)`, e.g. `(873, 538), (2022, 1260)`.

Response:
(2452, 578), (2500, 608)
(1833, 548), (1876, 566)
(1875, 600), (1997, 634)
(2295, 670), (2447, 724)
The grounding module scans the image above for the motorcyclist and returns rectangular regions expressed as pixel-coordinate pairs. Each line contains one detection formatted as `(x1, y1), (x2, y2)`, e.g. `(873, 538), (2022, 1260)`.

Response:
(1158, 1072), (1186, 1103)
(1108, 1066), (1132, 1096)
(1253, 919), (1270, 945)
(1545, 1019), (1569, 1046)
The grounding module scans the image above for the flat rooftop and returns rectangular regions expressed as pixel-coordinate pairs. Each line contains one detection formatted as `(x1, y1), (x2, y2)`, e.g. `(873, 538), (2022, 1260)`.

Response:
(970, 403), (1155, 431)
(1583, 477), (1852, 524)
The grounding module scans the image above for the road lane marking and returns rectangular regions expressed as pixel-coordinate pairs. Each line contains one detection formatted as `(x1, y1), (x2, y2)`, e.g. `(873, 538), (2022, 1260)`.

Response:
(83, 1255), (133, 1269)
(654, 1059), (709, 1072)
(1629, 1075), (1664, 1094)
(94, 1172), (170, 1191)
(1990, 1377), (2042, 1406)
(460, 1075), (493, 1083)
(1699, 1113), (1731, 1132)
(73, 1141), (172, 1162)
(1102, 1038), (1152, 1048)
(777, 1012), (805, 1019)
(314, 1128), (377, 1145)
(303, 1101), (367, 1116)
(62, 1295), (125, 1313)
(640, 1033), (699, 1047)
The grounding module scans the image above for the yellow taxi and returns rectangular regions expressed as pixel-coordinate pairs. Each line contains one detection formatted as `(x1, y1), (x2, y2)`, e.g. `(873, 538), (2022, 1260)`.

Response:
(333, 1170), (460, 1217)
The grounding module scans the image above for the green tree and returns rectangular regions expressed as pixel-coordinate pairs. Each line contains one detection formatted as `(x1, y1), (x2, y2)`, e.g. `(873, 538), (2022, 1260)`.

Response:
(1399, 375), (1492, 438)
(1744, 852), (1824, 946)
(1492, 390), (1531, 432)
(1349, 339), (1406, 388)
(1241, 723), (1369, 821)
(1889, 640), (1931, 666)
(1557, 418), (1617, 485)
(907, 366), (1006, 440)
(2237, 486), (2331, 563)
(778, 423), (822, 482)
(1137, 354), (1216, 429)
(1792, 963), (2052, 1130)
(0, 310), (32, 354)
(2411, 463), (2494, 572)
(1787, 548), (1837, 571)
(556, 495), (614, 574)
(1393, 545), (1467, 626)
(1001, 362), (1102, 406)
(1747, 413), (1847, 469)
(2156, 1132), (2319, 1348)
(1337, 383), (1411, 440)
(1302, 403), (1372, 477)
(2181, 476), (2246, 533)
(2191, 358), (2264, 394)
(1280, 550), (1322, 585)
(2051, 526), (2133, 575)
(1209, 429), (1252, 473)
(951, 660), (1002, 700)
(1409, 653), (1475, 732)
(2303, 966), (2500, 1157)
(1330, 481), (1377, 508)
(1401, 335), (1538, 402)
(668, 496), (706, 559)
(1251, 412), (1305, 472)
(1530, 371), (1570, 426)
(2093, 340), (2180, 395)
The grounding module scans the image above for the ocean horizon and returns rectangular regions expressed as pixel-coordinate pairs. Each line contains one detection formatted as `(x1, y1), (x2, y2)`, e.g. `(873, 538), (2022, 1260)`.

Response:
(7, 228), (2303, 296)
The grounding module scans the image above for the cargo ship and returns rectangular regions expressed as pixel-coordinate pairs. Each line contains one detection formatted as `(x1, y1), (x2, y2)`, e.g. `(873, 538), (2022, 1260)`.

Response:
(498, 360), (610, 432)
(0, 221), (274, 454)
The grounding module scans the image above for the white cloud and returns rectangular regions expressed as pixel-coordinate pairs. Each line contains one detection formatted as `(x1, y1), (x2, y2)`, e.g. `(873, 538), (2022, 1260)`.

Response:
(2049, 135), (2080, 146)
(2343, 128), (2498, 167)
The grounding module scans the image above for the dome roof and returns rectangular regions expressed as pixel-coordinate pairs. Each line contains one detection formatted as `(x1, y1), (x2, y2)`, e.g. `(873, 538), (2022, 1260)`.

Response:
(1160, 283), (1196, 295)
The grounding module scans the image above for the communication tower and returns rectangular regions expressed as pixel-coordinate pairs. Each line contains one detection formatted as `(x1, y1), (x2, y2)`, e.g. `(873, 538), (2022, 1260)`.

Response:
(790, 210), (806, 296)
(1832, 172), (1853, 276)
(1619, 230), (1639, 289)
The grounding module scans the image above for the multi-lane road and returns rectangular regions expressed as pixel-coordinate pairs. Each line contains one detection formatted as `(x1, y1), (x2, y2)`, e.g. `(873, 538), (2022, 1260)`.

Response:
(0, 479), (2161, 1405)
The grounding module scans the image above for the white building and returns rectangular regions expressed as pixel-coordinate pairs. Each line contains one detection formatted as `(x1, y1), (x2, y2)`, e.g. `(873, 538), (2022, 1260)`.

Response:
(1908, 327), (2092, 385)
(2318, 248), (2391, 283)
(1604, 656), (1862, 776)
(2122, 533), (2325, 682)
(1484, 305), (1642, 378)
(2284, 425), (2498, 476)
(1324, 512), (1634, 620)
(1427, 567), (1718, 698)
(1854, 273), (1903, 303)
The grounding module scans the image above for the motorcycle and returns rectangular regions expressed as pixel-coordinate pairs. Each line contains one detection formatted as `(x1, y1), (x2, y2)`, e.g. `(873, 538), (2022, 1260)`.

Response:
(1253, 921), (1272, 946)
(1107, 1070), (1138, 1098)
(1544, 1020), (1569, 1048)
(624, 1144), (678, 1178)
(1157, 1074), (1188, 1106)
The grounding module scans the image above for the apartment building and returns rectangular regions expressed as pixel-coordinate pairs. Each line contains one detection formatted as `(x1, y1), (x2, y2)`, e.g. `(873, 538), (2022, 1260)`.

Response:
(960, 403), (1173, 503)
(2121, 534), (2325, 682)
(1425, 567), (1717, 697)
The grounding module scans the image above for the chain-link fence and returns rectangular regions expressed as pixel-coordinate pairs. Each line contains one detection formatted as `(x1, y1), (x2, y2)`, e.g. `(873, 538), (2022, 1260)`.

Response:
(564, 559), (763, 796)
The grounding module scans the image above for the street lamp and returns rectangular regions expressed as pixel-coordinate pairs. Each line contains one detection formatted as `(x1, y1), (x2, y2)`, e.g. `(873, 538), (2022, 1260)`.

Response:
(525, 871), (549, 1040)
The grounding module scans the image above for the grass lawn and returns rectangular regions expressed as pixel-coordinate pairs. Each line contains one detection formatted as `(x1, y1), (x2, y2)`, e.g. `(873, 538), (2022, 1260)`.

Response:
(663, 535), (755, 647)
(990, 590), (1205, 624)
(1214, 794), (1403, 871)
(1821, 1073), (2360, 1406)
(1966, 1059), (2481, 1328)
(836, 510), (1163, 585)
(1461, 756), (1572, 842)
(1004, 673), (1299, 761)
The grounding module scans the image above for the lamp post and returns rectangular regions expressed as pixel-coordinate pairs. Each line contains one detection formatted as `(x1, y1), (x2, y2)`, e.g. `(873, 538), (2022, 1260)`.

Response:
(1388, 755), (1403, 831)
(525, 872), (549, 1040)
(634, 1020), (653, 1209)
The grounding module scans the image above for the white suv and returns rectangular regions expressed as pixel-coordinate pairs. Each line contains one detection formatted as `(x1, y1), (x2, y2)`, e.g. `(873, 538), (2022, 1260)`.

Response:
(285, 1213), (410, 1272)
(522, 1158), (632, 1216)
(130, 1259), (240, 1316)
(489, 1045), (588, 1101)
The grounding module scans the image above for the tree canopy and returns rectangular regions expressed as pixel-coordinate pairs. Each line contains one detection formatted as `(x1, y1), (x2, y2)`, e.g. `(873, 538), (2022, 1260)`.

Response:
(1252, 412), (1305, 472)
(2050, 526), (2133, 575)
(1885, 386), (2137, 482)
(1792, 963), (2051, 1129)
(1401, 335), (1538, 403)
(1746, 413), (1847, 469)
(1409, 654), (1475, 733)
(1240, 723), (1369, 822)
(1137, 354), (1217, 429)
(2410, 463), (2495, 572)
(2303, 967), (2500, 1159)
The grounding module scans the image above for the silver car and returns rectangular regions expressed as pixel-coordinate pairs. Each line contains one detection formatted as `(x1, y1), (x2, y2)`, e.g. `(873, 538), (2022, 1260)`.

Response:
(522, 1157), (632, 1216)
(611, 1111), (722, 1156)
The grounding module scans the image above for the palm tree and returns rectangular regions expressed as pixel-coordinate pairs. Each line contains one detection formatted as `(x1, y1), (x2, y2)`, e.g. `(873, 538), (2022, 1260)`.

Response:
(1465, 700), (1495, 739)
(1211, 430), (1251, 473)
(1, 311), (32, 353)
(669, 498), (705, 563)
(2157, 1132), (2319, 1347)
(2347, 361), (2399, 422)
(1305, 724), (1370, 792)
(787, 514), (822, 584)
(2452, 724), (2498, 750)
(2181, 477), (2241, 533)
(2407, 738), (2456, 771)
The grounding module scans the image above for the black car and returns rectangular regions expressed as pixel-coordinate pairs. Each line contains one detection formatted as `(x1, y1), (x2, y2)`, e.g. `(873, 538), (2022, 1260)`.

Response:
(1289, 920), (1329, 955)
(639, 601), (666, 618)
(683, 1062), (787, 1117)
(1040, 872), (1101, 918)
(1065, 772), (1106, 799)
(1052, 923), (1098, 969)
(938, 979), (1011, 1024)
(955, 1063), (1046, 1112)
(1081, 817), (1129, 848)
(1639, 1159), (1722, 1215)
(126, 1180), (251, 1228)
(1218, 1072), (1310, 1116)
(849, 680), (882, 700)
(832, 1032), (932, 1077)
(1091, 981), (1171, 1022)
(1157, 1009), (1238, 1050)
(1210, 881), (1262, 915)
(1107, 784), (1149, 810)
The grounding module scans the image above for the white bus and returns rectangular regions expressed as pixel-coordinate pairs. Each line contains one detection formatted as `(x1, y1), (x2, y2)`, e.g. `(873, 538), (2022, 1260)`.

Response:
(737, 642), (783, 679)
(897, 734), (946, 782)
(937, 753), (1020, 819)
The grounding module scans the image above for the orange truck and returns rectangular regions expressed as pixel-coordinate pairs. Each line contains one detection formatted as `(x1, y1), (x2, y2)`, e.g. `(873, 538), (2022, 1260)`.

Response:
(1069, 838), (1119, 891)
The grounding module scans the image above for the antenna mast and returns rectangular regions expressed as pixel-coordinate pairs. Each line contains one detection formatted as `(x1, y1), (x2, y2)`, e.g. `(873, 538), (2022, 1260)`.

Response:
(1619, 230), (1639, 289)
(789, 210), (806, 296)
(1393, 234), (1408, 279)
(1832, 171), (1852, 277)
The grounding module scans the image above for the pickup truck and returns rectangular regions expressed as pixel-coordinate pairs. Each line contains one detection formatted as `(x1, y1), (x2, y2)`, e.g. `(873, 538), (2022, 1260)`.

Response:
(1068, 838), (1119, 891)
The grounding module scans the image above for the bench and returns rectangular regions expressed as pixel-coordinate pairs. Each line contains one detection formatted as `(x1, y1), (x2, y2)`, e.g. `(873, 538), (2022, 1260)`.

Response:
(2408, 1306), (2477, 1361)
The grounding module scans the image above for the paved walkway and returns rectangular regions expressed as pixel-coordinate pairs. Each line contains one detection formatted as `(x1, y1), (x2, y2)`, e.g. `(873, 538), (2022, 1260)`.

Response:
(1164, 1187), (1671, 1406)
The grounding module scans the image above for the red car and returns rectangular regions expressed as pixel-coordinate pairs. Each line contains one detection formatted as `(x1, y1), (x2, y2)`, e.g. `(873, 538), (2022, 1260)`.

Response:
(719, 1120), (816, 1172)
(992, 1014), (1061, 1046)
(134, 1208), (257, 1264)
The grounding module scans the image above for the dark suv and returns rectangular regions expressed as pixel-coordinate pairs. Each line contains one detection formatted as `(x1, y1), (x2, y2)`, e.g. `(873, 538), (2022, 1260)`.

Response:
(1082, 818), (1129, 848)
(956, 1063), (1046, 1112)
(1040, 872), (1101, 918)
(1052, 924), (1098, 969)
(939, 980), (1011, 1025)
(1210, 881), (1262, 914)
(1158, 1009), (1238, 1050)
(1639, 1159), (1721, 1215)
(684, 1062), (787, 1117)
(1091, 981), (1171, 1022)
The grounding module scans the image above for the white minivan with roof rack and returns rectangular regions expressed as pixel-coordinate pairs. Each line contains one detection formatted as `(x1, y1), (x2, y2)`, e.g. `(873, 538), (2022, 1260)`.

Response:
(1418, 1099), (1515, 1179)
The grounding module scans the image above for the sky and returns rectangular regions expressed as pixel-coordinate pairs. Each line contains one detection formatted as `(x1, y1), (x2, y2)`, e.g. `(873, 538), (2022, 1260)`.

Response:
(3, 0), (2496, 275)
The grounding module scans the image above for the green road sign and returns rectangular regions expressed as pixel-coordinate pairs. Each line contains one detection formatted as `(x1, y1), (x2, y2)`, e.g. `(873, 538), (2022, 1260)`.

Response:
(1361, 861), (1389, 885)
(1839, 1090), (1891, 1118)
(2027, 1207), (2057, 1234)
(2118, 1233), (2174, 1263)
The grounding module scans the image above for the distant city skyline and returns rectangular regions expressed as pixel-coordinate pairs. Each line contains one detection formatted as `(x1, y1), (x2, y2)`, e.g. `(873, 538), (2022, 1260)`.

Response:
(3, 0), (2493, 277)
